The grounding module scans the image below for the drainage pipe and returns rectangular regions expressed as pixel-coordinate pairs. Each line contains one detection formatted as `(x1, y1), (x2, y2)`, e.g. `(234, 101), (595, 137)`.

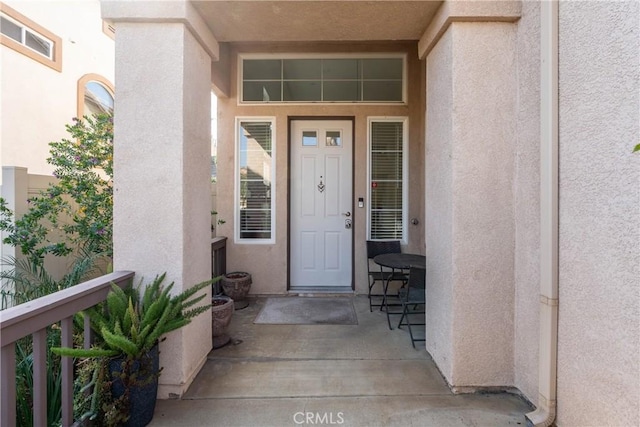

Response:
(525, 1), (559, 426)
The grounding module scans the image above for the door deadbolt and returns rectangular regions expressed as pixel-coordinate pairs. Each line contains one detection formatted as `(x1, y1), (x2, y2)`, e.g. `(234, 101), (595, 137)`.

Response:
(345, 219), (352, 229)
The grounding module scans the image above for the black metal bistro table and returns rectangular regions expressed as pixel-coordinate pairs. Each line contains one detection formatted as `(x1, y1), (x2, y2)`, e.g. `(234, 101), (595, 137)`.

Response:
(373, 253), (426, 329)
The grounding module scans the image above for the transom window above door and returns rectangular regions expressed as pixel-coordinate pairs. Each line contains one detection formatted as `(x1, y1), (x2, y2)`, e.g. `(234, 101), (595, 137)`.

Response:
(240, 55), (405, 104)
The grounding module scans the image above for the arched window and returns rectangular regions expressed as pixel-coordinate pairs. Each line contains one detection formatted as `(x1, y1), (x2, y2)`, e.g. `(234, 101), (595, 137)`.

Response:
(77, 74), (114, 118)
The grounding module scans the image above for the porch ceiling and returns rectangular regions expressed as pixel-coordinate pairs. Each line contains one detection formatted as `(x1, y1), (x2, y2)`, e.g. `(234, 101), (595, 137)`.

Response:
(192, 1), (443, 42)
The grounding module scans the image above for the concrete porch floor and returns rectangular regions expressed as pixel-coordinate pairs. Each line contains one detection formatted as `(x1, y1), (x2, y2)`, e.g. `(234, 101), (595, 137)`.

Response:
(150, 296), (532, 426)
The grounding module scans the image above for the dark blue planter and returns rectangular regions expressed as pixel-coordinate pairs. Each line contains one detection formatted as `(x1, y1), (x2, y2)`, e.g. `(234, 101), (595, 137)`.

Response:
(108, 344), (159, 427)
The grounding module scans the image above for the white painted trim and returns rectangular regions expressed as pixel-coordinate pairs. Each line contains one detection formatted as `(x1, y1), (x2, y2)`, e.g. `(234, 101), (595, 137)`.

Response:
(366, 116), (409, 245)
(234, 116), (277, 245)
(237, 53), (408, 106)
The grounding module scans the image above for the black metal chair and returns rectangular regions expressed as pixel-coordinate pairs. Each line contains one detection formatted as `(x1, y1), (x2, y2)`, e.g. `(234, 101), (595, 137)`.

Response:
(397, 266), (426, 348)
(366, 240), (407, 312)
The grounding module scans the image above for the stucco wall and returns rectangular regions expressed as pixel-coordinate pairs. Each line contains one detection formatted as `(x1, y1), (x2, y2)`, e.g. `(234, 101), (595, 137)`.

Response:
(556, 1), (640, 425)
(513, 0), (541, 405)
(215, 42), (425, 295)
(0, 0), (114, 183)
(450, 22), (516, 387)
(113, 22), (212, 397)
(425, 27), (454, 380)
(425, 22), (517, 388)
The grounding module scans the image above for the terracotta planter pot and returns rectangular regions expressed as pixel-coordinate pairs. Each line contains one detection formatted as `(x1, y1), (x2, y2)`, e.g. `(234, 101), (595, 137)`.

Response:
(212, 295), (234, 348)
(221, 272), (252, 301)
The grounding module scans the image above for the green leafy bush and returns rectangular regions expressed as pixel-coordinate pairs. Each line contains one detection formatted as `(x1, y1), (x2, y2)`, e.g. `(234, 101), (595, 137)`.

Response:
(0, 114), (113, 265)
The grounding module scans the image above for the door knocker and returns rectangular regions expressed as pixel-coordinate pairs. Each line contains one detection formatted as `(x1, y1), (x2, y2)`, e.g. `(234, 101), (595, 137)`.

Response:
(317, 176), (325, 193)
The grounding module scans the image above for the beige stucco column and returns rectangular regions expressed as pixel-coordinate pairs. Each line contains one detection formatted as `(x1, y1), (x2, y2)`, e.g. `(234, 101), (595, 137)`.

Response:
(419, 1), (521, 389)
(102, 0), (218, 398)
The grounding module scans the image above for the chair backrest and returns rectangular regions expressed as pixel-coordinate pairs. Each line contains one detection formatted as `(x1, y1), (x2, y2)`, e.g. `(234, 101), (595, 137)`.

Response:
(366, 240), (401, 260)
(407, 266), (426, 289)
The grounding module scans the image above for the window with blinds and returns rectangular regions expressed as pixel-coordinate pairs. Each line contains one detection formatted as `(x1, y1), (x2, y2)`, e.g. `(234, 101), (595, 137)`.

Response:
(368, 119), (407, 241)
(237, 119), (275, 242)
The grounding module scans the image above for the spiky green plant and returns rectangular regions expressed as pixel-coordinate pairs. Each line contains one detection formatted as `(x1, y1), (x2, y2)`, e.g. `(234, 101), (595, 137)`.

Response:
(52, 273), (215, 360)
(51, 274), (216, 425)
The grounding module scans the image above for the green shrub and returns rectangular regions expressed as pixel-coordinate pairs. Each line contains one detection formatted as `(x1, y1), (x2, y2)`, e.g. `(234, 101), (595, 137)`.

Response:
(0, 114), (113, 265)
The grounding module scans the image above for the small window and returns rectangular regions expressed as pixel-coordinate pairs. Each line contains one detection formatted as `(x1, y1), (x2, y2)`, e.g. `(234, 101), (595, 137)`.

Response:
(84, 81), (114, 116)
(302, 131), (317, 146)
(1, 16), (21, 41)
(77, 74), (114, 119)
(236, 118), (276, 243)
(0, 3), (61, 71)
(326, 131), (341, 146)
(24, 30), (51, 57)
(368, 118), (407, 242)
(240, 55), (405, 104)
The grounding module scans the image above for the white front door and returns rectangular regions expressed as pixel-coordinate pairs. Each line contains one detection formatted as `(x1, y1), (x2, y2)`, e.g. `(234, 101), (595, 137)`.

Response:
(290, 120), (353, 289)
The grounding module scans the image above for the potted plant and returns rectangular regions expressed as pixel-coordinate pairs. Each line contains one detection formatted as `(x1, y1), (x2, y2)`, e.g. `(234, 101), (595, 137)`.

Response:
(53, 273), (214, 426)
(212, 294), (234, 348)
(220, 271), (252, 309)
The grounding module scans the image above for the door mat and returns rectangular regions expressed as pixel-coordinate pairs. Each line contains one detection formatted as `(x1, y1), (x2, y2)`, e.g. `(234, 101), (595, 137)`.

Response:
(254, 297), (358, 325)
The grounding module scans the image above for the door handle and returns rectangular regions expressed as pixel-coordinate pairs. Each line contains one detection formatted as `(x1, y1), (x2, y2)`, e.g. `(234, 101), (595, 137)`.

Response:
(342, 211), (351, 217)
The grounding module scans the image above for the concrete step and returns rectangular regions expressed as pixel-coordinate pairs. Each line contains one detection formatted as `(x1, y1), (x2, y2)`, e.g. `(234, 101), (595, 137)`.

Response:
(152, 394), (531, 427)
(184, 358), (449, 399)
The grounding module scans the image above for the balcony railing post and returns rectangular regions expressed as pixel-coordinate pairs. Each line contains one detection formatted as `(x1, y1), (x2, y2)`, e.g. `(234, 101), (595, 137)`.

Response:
(61, 316), (73, 426)
(1, 342), (17, 427)
(83, 313), (92, 350)
(33, 328), (47, 427)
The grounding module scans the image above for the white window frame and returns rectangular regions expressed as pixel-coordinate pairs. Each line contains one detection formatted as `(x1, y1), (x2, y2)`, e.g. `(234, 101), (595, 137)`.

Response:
(366, 117), (408, 244)
(234, 117), (277, 244)
(238, 53), (407, 106)
(0, 2), (61, 72)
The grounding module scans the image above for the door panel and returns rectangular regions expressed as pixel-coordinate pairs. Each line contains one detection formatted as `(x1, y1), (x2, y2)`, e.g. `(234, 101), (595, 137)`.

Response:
(291, 120), (353, 288)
